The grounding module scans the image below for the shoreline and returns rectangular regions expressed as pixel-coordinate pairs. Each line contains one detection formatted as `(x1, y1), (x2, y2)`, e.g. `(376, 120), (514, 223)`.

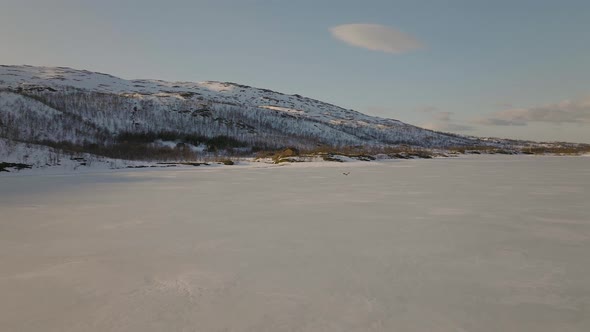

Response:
(1, 152), (588, 177)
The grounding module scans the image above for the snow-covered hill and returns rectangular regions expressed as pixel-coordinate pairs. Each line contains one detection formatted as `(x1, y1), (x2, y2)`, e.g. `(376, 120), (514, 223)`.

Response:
(0, 65), (479, 153)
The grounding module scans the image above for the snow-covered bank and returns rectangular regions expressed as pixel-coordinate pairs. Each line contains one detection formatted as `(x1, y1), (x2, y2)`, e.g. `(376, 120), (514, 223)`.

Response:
(0, 138), (263, 175)
(0, 137), (448, 175)
(0, 138), (144, 174)
(3, 138), (590, 177)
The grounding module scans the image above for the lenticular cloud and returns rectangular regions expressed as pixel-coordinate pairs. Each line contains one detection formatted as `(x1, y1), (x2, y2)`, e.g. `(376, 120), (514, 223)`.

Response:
(330, 24), (423, 54)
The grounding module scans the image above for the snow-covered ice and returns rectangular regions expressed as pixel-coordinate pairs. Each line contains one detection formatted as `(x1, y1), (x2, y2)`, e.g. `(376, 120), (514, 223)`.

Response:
(1, 155), (589, 332)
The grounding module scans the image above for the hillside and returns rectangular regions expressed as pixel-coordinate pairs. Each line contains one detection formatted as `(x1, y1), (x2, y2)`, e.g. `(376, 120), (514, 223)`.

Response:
(0, 65), (480, 156)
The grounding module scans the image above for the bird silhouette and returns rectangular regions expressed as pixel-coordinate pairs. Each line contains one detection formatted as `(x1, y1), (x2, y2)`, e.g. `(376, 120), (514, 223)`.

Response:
(342, 172), (350, 176)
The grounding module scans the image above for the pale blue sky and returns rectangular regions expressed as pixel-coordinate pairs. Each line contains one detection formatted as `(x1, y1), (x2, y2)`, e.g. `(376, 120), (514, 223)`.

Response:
(1, 0), (589, 142)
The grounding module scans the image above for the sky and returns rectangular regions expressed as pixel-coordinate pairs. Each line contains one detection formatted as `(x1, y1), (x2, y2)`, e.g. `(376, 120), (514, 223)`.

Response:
(1, 0), (589, 143)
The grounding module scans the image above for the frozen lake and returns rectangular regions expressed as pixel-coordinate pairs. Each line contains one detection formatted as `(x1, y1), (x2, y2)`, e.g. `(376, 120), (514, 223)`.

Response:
(1, 155), (589, 332)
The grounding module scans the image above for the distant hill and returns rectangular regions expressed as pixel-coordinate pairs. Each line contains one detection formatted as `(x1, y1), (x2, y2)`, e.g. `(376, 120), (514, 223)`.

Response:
(1, 65), (586, 166)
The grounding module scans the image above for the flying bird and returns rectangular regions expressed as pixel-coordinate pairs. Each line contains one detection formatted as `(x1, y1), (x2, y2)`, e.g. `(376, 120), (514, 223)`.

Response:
(342, 172), (350, 176)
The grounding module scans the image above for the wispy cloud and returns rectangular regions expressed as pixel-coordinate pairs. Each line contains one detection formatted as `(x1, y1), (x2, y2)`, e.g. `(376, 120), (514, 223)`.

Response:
(474, 96), (590, 126)
(432, 111), (452, 122)
(330, 24), (423, 54)
(423, 122), (474, 132)
(415, 106), (438, 113)
(472, 118), (526, 126)
(423, 111), (473, 132)
(493, 102), (514, 109)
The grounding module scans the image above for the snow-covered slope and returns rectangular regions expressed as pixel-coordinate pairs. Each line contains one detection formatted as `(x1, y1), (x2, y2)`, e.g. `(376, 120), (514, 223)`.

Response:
(1, 65), (407, 126)
(0, 65), (477, 154)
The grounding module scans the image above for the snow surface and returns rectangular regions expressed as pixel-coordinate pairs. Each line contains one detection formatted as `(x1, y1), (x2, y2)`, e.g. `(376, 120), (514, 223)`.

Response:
(1, 155), (589, 332)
